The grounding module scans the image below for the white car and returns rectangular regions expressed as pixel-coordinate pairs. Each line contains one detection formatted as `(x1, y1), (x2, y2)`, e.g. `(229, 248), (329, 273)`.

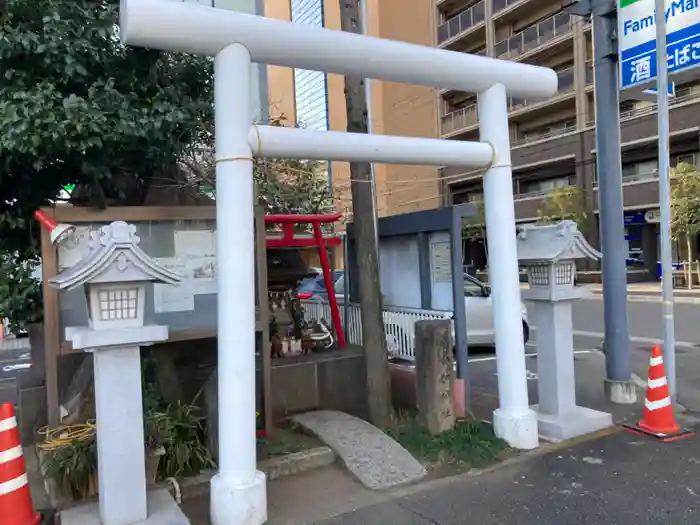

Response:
(460, 273), (530, 346)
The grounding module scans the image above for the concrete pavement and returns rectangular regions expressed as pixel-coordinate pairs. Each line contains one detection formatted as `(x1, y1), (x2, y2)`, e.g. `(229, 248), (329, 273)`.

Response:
(313, 426), (700, 525)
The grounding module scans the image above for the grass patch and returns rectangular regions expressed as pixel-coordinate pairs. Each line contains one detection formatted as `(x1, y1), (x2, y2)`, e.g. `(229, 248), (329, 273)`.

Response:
(389, 418), (508, 470)
(256, 426), (322, 460)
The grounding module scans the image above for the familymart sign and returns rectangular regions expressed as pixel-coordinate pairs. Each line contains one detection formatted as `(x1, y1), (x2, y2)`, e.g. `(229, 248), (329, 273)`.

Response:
(618, 0), (700, 89)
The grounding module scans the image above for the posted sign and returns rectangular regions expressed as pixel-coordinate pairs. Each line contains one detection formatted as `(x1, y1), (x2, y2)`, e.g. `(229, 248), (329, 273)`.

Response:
(618, 0), (700, 89)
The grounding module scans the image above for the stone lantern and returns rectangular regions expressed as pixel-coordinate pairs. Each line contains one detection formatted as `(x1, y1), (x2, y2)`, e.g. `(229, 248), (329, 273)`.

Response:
(517, 220), (612, 441)
(49, 221), (184, 525)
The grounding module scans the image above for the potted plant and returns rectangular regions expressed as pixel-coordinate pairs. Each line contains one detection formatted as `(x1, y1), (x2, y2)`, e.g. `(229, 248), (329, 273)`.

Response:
(157, 401), (216, 478)
(144, 410), (167, 485)
(40, 431), (98, 504)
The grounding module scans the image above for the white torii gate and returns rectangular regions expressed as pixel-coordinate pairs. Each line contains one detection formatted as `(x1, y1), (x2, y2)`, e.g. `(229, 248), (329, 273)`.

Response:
(120, 2), (557, 523)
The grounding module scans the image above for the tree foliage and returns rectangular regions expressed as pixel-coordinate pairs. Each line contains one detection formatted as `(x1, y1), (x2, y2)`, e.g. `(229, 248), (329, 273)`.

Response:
(671, 163), (700, 275)
(536, 186), (587, 227)
(0, 0), (214, 256)
(183, 116), (335, 220)
(0, 0), (336, 327)
(462, 201), (486, 242)
(1, 0), (336, 249)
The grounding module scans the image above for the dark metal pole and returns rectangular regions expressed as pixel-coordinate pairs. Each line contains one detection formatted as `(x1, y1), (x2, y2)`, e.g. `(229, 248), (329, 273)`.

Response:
(590, 1), (637, 403)
(451, 209), (469, 411)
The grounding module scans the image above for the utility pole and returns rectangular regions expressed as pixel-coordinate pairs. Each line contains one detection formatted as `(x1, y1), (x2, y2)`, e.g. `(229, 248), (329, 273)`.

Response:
(567, 0), (636, 404)
(339, 0), (393, 428)
(359, 0), (380, 255)
(654, 0), (677, 399)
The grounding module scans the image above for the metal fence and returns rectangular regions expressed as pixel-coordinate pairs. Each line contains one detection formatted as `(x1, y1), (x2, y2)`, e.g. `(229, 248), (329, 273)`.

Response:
(301, 300), (453, 361)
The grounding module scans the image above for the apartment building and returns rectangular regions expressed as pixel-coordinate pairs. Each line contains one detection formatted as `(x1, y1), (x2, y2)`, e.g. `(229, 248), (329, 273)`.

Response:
(438, 0), (700, 274)
(264, 0), (442, 218)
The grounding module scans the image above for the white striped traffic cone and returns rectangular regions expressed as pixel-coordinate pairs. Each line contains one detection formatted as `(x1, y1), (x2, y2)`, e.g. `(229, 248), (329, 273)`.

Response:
(624, 345), (693, 442)
(0, 402), (40, 525)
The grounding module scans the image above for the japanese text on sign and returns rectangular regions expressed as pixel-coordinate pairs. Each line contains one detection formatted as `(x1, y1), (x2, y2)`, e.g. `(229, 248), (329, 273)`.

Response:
(622, 36), (700, 86)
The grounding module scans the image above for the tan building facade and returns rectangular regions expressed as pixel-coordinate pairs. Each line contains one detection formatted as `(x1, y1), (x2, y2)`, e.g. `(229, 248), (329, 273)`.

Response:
(263, 0), (442, 218)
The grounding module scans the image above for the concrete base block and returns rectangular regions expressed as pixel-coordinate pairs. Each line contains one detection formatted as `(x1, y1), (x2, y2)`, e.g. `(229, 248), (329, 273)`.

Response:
(60, 488), (189, 525)
(493, 408), (540, 450)
(604, 379), (638, 405)
(210, 470), (267, 525)
(533, 405), (613, 442)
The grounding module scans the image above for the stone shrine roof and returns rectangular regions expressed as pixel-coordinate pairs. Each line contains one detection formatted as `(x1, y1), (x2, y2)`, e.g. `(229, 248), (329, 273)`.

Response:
(516, 220), (601, 263)
(49, 221), (182, 291)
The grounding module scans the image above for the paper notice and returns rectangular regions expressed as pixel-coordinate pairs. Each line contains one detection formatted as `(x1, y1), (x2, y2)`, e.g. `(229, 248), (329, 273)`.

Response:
(189, 256), (217, 295)
(174, 229), (216, 257)
(431, 241), (452, 283)
(57, 226), (92, 270)
(153, 257), (195, 313)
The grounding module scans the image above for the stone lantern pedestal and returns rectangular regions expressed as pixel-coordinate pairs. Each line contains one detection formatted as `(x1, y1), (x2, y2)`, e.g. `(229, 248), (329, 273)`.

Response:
(49, 222), (188, 525)
(518, 221), (613, 441)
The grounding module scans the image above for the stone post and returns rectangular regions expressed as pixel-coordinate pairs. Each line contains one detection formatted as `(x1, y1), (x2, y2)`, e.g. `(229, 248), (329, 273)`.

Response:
(414, 319), (455, 435)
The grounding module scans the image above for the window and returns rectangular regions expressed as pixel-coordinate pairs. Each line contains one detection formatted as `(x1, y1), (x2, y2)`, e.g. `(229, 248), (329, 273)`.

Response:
(291, 0), (329, 132)
(521, 176), (572, 195)
(619, 101), (635, 114)
(463, 275), (485, 297)
(676, 153), (698, 166)
(621, 160), (657, 181)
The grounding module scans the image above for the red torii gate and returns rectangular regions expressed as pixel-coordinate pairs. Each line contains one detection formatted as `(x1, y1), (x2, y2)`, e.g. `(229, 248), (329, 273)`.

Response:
(265, 213), (346, 348)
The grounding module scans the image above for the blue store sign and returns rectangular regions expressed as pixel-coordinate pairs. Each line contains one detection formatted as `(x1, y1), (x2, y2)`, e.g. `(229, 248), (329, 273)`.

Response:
(624, 210), (648, 225)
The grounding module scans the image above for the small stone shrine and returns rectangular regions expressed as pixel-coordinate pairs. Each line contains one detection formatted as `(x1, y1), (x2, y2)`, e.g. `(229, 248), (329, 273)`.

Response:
(517, 220), (613, 441)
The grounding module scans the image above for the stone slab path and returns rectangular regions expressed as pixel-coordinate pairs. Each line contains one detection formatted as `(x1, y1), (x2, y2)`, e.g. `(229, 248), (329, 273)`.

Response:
(291, 410), (427, 490)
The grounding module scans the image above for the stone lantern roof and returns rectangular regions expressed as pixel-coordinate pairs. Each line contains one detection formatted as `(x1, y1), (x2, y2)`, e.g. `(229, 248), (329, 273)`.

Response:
(517, 220), (601, 264)
(49, 221), (182, 291)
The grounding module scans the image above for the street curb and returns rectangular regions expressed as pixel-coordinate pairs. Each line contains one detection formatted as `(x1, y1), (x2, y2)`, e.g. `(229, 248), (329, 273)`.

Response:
(168, 446), (336, 501)
(589, 290), (700, 304)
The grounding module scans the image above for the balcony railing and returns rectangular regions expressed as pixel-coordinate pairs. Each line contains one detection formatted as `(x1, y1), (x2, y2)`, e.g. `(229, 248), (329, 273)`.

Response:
(441, 65), (581, 135)
(507, 65), (576, 110)
(494, 12), (573, 59)
(437, 0), (486, 44)
(441, 103), (478, 134)
(511, 123), (577, 147)
(493, 0), (519, 12)
(585, 61), (594, 85)
(514, 184), (573, 200)
(592, 172), (657, 188)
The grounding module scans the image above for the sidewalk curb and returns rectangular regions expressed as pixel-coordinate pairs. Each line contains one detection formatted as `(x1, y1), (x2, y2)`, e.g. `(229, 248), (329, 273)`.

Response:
(169, 446), (336, 501)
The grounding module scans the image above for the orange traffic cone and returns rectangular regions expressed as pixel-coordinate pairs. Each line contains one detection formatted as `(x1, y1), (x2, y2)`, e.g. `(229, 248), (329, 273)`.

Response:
(0, 403), (41, 525)
(624, 345), (694, 442)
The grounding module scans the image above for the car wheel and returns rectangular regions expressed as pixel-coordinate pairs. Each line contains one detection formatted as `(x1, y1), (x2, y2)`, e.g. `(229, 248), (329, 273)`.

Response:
(522, 321), (530, 345)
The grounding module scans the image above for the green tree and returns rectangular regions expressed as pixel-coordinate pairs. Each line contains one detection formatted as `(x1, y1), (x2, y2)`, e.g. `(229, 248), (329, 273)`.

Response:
(671, 162), (700, 288)
(0, 0), (214, 257)
(462, 201), (486, 242)
(536, 186), (587, 227)
(183, 116), (335, 221)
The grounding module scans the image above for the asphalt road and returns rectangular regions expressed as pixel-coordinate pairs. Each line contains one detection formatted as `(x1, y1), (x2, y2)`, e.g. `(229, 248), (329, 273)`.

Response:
(527, 297), (700, 347)
(314, 427), (700, 525)
(526, 295), (700, 412)
(0, 337), (32, 406)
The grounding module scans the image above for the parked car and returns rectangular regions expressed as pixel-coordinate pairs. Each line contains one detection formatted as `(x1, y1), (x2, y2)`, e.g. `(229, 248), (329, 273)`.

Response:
(296, 271), (345, 301)
(297, 270), (529, 347)
(459, 273), (531, 346)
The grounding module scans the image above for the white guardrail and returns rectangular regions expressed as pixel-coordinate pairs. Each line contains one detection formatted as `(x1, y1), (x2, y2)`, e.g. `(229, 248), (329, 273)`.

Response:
(301, 299), (453, 361)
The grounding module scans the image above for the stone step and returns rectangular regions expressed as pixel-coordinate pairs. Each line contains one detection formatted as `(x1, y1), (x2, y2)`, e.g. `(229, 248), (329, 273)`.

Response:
(291, 410), (427, 490)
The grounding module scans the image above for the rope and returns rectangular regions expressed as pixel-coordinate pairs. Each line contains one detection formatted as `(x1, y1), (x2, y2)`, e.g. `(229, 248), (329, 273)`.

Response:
(215, 124), (262, 165)
(36, 421), (97, 451)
